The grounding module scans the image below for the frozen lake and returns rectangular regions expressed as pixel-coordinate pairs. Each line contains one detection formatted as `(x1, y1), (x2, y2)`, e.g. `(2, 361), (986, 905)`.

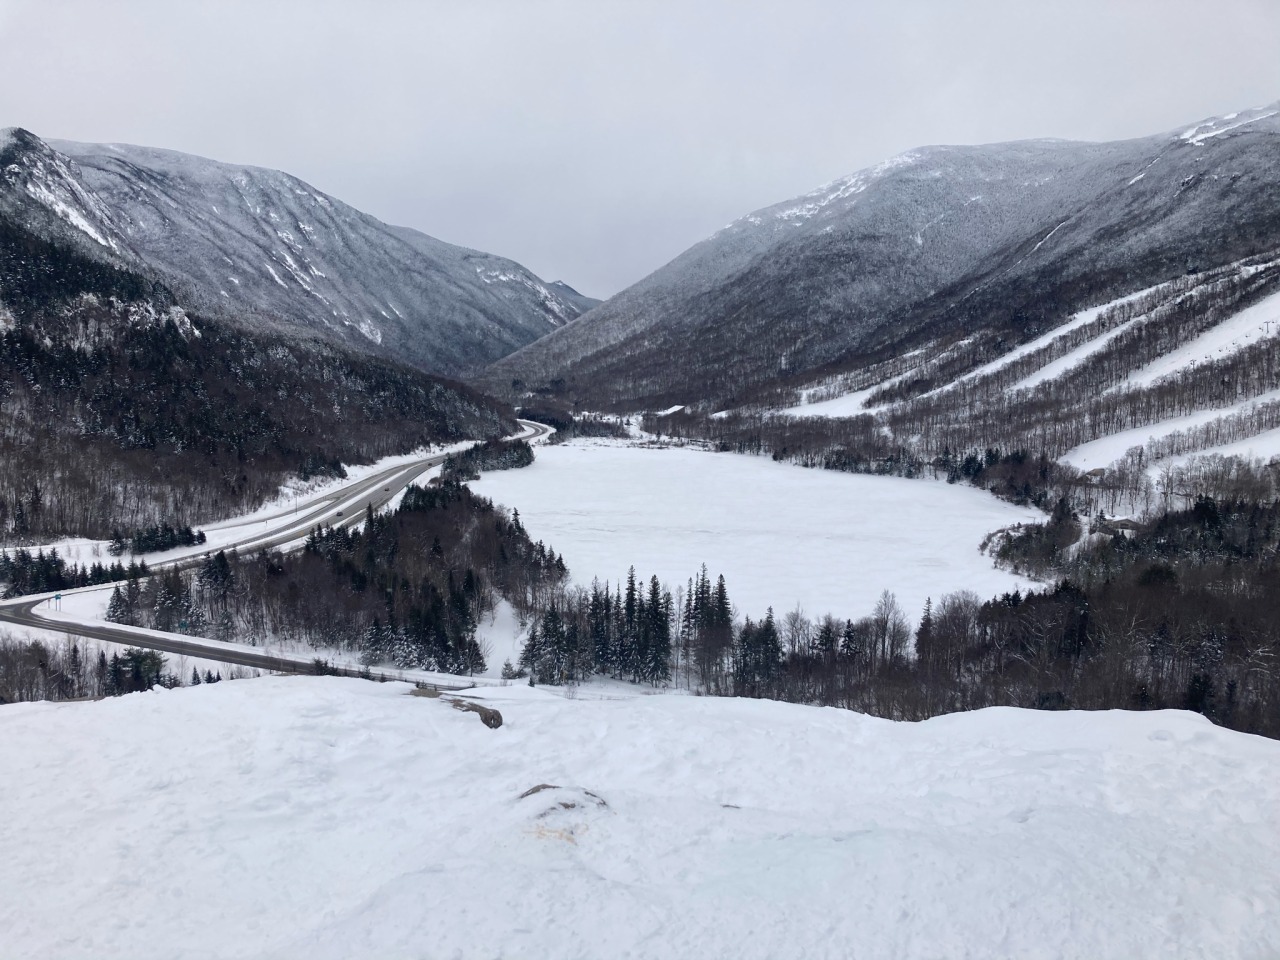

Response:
(473, 441), (1041, 624)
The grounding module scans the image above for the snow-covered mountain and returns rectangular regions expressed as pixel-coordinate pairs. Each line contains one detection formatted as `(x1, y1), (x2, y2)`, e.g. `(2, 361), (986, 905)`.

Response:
(0, 128), (597, 375)
(489, 103), (1280, 407)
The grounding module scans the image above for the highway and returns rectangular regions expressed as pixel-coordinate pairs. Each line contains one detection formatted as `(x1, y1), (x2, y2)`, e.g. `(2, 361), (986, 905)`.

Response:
(0, 420), (551, 688)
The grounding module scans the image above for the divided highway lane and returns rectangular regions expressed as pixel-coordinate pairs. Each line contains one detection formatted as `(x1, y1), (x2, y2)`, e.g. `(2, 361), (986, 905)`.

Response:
(0, 420), (552, 687)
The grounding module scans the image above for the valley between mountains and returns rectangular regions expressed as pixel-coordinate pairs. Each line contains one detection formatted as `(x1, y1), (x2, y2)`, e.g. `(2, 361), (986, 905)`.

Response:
(4, 99), (1280, 960)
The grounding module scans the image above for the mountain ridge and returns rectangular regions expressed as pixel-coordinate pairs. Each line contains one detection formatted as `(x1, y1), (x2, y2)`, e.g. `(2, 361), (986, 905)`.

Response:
(0, 128), (599, 376)
(486, 102), (1280, 408)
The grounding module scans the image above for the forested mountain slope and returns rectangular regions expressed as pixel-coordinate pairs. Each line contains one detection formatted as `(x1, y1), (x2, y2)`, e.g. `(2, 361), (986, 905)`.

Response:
(490, 103), (1280, 409)
(0, 127), (596, 376)
(0, 205), (513, 544)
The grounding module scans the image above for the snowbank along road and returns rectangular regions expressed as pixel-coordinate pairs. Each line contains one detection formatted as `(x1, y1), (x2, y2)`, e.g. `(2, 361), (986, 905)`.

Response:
(0, 420), (552, 687)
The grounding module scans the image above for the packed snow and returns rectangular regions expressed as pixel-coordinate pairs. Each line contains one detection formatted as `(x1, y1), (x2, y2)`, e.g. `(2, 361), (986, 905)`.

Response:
(2, 676), (1276, 959)
(473, 440), (1039, 622)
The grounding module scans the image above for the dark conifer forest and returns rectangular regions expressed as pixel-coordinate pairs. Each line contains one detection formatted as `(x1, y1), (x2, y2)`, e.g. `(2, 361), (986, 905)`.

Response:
(0, 216), (514, 544)
(99, 479), (568, 676)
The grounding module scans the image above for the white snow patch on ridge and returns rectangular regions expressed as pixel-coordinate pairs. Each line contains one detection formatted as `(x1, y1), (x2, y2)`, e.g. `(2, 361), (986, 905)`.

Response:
(24, 178), (118, 252)
(773, 152), (920, 223)
(1, 677), (1276, 959)
(1181, 110), (1278, 145)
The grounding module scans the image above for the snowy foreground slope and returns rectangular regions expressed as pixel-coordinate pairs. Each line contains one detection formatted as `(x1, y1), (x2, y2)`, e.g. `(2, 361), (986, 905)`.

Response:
(3, 678), (1277, 960)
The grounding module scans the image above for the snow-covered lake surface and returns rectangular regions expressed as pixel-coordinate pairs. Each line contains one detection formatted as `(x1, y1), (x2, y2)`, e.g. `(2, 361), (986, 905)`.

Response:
(473, 440), (1040, 622)
(2, 676), (1275, 959)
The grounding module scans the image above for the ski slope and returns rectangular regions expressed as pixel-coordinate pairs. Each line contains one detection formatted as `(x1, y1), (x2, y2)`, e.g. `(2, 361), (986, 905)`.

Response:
(779, 381), (887, 417)
(2, 677), (1276, 959)
(1122, 286), (1280, 389)
(1060, 388), (1280, 469)
(952, 284), (1170, 394)
(1159, 426), (1280, 470)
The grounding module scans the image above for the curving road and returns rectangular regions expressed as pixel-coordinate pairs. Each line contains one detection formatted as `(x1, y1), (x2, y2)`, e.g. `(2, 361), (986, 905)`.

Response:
(0, 420), (551, 689)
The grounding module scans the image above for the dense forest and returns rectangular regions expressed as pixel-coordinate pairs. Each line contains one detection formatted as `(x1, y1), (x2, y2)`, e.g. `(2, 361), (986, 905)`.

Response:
(441, 438), (535, 481)
(0, 215), (514, 545)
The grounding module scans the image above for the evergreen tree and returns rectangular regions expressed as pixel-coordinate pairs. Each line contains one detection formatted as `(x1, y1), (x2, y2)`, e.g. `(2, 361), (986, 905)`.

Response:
(105, 585), (128, 624)
(643, 576), (671, 685)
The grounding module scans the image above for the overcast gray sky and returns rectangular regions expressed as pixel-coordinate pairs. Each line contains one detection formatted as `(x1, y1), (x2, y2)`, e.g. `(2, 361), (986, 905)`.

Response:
(2, 0), (1277, 298)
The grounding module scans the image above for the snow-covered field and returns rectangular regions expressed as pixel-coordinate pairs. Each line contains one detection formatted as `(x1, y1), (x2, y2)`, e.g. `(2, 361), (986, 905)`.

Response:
(2, 677), (1275, 959)
(473, 440), (1040, 622)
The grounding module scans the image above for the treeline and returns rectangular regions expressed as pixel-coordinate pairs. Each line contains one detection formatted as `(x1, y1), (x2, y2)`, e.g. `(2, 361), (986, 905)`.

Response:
(441, 438), (534, 481)
(105, 480), (567, 674)
(0, 548), (149, 599)
(109, 523), (206, 557)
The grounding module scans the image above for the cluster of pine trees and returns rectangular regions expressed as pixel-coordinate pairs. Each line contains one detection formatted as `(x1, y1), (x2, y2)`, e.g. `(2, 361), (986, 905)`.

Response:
(441, 438), (535, 481)
(105, 567), (212, 636)
(0, 633), (234, 704)
(104, 480), (567, 674)
(0, 548), (149, 599)
(108, 523), (206, 557)
(518, 568), (676, 685)
(515, 566), (795, 699)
